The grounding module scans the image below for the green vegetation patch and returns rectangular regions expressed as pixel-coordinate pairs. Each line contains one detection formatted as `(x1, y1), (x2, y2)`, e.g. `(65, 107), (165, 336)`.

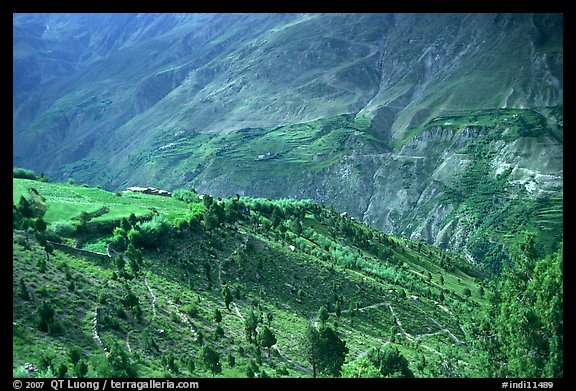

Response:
(12, 178), (560, 378)
(394, 108), (555, 149)
(13, 178), (198, 225)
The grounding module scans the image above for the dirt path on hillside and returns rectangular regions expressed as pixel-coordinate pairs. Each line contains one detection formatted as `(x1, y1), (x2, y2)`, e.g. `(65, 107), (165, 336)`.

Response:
(232, 302), (245, 321)
(144, 277), (157, 319)
(125, 330), (133, 353)
(427, 317), (461, 344)
(216, 233), (249, 289)
(274, 344), (313, 376)
(92, 308), (106, 351)
(167, 298), (197, 338)
(329, 301), (389, 316)
(384, 303), (446, 355)
(325, 298), (461, 358)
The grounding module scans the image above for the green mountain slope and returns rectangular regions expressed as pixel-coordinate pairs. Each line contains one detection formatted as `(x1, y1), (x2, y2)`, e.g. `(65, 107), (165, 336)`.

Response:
(12, 13), (563, 264)
(14, 177), (494, 378)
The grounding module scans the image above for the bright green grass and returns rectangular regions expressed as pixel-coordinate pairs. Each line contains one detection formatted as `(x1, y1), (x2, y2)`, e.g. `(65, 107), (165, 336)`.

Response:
(81, 236), (111, 253)
(13, 178), (201, 224)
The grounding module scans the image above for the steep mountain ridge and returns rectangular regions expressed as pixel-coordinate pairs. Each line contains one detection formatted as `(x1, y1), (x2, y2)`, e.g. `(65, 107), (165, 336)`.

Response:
(13, 13), (563, 260)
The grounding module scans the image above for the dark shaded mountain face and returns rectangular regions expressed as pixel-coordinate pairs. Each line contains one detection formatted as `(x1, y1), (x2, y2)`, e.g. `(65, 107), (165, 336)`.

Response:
(13, 13), (563, 264)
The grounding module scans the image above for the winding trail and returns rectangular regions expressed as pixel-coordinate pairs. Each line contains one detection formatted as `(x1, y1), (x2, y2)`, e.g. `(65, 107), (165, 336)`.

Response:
(125, 330), (133, 353)
(92, 308), (106, 351)
(232, 302), (245, 321)
(427, 317), (461, 344)
(382, 303), (445, 356)
(436, 302), (453, 315)
(330, 301), (389, 316)
(167, 298), (197, 337)
(144, 277), (157, 319)
(336, 298), (463, 346)
(275, 344), (313, 375)
(327, 298), (462, 358)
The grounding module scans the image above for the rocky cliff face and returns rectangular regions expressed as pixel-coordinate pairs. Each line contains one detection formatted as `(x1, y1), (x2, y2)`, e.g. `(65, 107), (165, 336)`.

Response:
(177, 108), (562, 269)
(13, 13), (563, 261)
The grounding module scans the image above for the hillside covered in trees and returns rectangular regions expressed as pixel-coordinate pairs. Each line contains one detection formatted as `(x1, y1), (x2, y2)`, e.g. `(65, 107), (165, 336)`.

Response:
(12, 170), (562, 378)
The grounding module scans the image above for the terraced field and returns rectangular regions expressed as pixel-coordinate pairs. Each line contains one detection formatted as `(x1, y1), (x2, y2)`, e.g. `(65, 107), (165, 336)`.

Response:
(13, 178), (199, 224)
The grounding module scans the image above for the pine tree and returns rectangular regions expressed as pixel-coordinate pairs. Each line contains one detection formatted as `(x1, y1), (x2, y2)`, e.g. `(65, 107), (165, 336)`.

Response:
(75, 360), (88, 378)
(476, 237), (563, 378)
(222, 286), (233, 311)
(34, 218), (47, 233)
(317, 325), (348, 377)
(161, 352), (178, 373)
(303, 324), (348, 378)
(128, 213), (138, 227)
(18, 196), (33, 218)
(114, 254), (126, 272)
(200, 345), (221, 376)
(125, 243), (142, 276)
(213, 308), (222, 323)
(43, 242), (54, 262)
(317, 306), (329, 325)
(18, 278), (30, 301)
(292, 219), (303, 235)
(186, 357), (195, 374)
(368, 346), (414, 378)
(37, 301), (55, 332)
(227, 352), (236, 368)
(69, 346), (82, 366)
(244, 310), (259, 343)
(120, 217), (131, 231)
(303, 324), (321, 378)
(258, 326), (277, 357)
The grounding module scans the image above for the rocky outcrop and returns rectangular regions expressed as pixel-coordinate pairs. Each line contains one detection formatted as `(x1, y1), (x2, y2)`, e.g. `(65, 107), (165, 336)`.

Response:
(340, 122), (562, 257)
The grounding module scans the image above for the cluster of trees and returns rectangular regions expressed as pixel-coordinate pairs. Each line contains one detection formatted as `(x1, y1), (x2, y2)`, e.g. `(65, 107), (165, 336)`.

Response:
(303, 323), (348, 378)
(242, 308), (277, 355)
(469, 235), (563, 377)
(13, 193), (58, 266)
(13, 167), (48, 182)
(111, 214), (172, 251)
(13, 194), (47, 230)
(325, 211), (392, 256)
(343, 346), (414, 378)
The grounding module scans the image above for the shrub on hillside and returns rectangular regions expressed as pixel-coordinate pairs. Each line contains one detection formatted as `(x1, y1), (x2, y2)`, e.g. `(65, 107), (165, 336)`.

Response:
(13, 167), (37, 180)
(48, 221), (77, 238)
(133, 216), (172, 249)
(367, 346), (414, 378)
(36, 301), (56, 333)
(172, 189), (201, 204)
